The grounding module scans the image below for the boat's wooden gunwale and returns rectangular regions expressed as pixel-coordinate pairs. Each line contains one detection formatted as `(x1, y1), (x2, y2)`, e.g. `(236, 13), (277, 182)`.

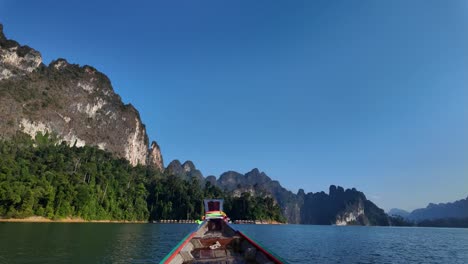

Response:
(160, 230), (196, 263)
(237, 230), (284, 264)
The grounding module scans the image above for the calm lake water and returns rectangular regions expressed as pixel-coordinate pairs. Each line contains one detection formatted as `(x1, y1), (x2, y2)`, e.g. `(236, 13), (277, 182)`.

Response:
(0, 223), (467, 263)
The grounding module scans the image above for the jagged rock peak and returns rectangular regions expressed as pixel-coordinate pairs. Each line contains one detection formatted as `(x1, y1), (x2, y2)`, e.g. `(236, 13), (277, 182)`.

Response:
(329, 185), (345, 196)
(249, 168), (261, 174)
(164, 159), (204, 184)
(148, 141), (164, 171)
(0, 24), (11, 45)
(0, 24), (42, 80)
(49, 58), (70, 70)
(168, 159), (182, 166)
(219, 171), (244, 181)
(0, 24), (5, 40)
(182, 160), (196, 172)
(245, 168), (261, 179)
(165, 160), (183, 175)
(297, 189), (306, 197)
(245, 168), (272, 183)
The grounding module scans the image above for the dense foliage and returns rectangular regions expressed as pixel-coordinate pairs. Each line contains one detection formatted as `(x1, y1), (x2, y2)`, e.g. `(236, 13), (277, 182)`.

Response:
(0, 133), (151, 220)
(0, 133), (285, 222)
(388, 215), (414, 227)
(224, 192), (286, 222)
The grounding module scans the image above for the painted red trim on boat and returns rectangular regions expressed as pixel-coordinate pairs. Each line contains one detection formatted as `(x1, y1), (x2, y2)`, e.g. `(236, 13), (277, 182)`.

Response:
(162, 231), (196, 264)
(237, 231), (284, 264)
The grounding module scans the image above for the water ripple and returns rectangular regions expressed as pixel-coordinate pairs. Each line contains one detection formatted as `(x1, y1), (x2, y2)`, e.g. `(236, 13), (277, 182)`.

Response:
(0, 223), (467, 263)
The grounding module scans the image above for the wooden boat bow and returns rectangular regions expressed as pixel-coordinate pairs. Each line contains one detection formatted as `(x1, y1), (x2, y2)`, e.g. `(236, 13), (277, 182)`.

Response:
(160, 199), (286, 264)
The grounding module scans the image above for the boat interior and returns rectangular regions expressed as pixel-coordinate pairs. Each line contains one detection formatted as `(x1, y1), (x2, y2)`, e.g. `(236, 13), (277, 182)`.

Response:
(172, 219), (275, 264)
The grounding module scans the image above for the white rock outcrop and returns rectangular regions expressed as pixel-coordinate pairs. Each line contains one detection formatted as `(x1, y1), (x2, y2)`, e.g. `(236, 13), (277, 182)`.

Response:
(125, 118), (149, 166)
(20, 119), (86, 147)
(0, 38), (42, 80)
(20, 119), (53, 138)
(148, 141), (164, 171)
(76, 98), (106, 118)
(335, 204), (365, 226)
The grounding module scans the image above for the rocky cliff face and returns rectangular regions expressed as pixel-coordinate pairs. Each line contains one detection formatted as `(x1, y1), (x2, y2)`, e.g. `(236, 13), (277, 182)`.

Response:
(335, 201), (365, 226)
(0, 24), (163, 169)
(300, 185), (389, 226)
(148, 141), (164, 171)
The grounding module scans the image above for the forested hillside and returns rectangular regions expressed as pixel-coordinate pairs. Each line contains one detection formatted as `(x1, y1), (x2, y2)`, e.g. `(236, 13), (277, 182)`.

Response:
(0, 133), (285, 222)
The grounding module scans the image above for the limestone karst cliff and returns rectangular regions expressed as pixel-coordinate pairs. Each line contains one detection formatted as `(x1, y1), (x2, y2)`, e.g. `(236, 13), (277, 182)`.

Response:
(0, 24), (163, 169)
(165, 159), (389, 225)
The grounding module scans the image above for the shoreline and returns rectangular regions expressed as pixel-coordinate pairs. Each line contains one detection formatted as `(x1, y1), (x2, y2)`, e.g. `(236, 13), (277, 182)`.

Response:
(0, 216), (286, 225)
(0, 216), (147, 223)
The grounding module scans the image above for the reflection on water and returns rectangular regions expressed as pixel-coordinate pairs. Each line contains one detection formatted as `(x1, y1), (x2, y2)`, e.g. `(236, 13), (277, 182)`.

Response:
(104, 224), (147, 264)
(0, 223), (191, 264)
(0, 223), (467, 263)
(102, 224), (196, 263)
(237, 225), (468, 264)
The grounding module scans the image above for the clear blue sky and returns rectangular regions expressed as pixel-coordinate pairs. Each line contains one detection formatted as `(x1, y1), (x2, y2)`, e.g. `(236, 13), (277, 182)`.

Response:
(1, 0), (468, 211)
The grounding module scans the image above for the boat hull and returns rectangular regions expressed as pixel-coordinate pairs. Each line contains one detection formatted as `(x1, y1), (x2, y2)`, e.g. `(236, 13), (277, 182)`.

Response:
(161, 219), (285, 264)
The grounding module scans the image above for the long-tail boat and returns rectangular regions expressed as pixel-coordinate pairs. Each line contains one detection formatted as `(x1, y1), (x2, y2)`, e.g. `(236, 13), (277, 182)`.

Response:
(160, 199), (286, 264)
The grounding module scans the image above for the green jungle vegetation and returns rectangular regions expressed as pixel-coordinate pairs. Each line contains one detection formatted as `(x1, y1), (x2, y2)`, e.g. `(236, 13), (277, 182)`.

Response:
(0, 133), (285, 222)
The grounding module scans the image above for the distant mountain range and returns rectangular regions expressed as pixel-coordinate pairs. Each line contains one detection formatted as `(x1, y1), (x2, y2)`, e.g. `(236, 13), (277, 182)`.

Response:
(389, 196), (468, 222)
(3, 23), (465, 227)
(165, 159), (389, 225)
(388, 208), (410, 218)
